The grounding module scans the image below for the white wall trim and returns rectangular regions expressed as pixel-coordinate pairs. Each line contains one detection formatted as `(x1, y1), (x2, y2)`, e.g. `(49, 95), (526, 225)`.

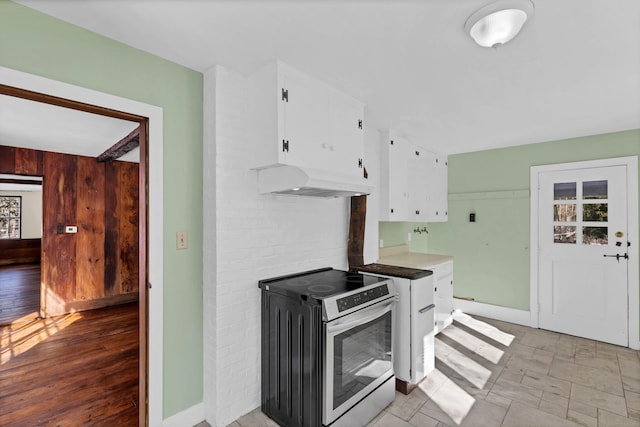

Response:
(453, 299), (534, 328)
(530, 156), (639, 350)
(162, 402), (205, 427)
(0, 66), (165, 424)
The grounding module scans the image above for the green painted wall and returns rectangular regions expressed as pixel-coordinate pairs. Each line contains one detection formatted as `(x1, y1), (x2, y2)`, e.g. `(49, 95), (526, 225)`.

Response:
(381, 129), (640, 310)
(0, 2), (204, 419)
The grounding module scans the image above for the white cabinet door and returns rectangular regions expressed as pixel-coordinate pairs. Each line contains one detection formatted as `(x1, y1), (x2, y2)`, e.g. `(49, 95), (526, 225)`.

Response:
(409, 145), (429, 222)
(430, 154), (448, 221)
(280, 65), (329, 170)
(328, 87), (364, 177)
(433, 261), (454, 333)
(390, 276), (411, 382)
(379, 133), (410, 221)
(410, 276), (435, 382)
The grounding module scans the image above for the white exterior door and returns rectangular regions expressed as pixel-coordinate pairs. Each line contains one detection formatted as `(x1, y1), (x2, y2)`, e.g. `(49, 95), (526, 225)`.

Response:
(537, 165), (629, 346)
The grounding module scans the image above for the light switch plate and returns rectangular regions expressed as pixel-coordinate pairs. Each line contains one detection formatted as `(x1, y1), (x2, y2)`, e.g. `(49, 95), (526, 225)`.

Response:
(176, 231), (188, 249)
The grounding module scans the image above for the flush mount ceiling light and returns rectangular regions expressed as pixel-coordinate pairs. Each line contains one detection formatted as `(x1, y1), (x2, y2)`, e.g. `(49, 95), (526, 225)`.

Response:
(465, 0), (534, 48)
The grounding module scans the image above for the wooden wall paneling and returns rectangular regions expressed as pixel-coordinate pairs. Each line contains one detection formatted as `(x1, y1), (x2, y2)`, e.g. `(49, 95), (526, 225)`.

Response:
(75, 156), (106, 301)
(104, 161), (120, 296)
(118, 161), (139, 294)
(0, 145), (16, 173)
(0, 238), (41, 265)
(14, 147), (43, 176)
(348, 195), (367, 270)
(42, 152), (77, 316)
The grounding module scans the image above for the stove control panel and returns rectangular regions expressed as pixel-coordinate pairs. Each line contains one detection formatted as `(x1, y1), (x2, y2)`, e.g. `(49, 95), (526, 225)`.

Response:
(337, 284), (389, 312)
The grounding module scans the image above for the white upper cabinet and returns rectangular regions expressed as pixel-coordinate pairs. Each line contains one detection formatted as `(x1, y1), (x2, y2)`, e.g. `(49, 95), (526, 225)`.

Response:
(249, 61), (364, 177)
(379, 129), (448, 222)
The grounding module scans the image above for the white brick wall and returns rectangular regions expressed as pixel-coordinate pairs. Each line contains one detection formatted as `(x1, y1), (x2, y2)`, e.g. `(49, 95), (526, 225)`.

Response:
(204, 65), (376, 426)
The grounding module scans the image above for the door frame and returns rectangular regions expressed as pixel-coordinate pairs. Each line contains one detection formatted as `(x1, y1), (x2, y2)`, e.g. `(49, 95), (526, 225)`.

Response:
(0, 66), (165, 425)
(530, 156), (639, 349)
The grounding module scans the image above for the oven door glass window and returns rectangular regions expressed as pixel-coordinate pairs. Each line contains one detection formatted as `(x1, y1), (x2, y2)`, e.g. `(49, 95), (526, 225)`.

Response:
(332, 310), (392, 410)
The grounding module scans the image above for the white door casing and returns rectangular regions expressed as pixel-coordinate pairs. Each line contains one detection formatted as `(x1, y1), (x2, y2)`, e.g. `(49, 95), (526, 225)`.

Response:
(0, 66), (165, 425)
(530, 157), (639, 349)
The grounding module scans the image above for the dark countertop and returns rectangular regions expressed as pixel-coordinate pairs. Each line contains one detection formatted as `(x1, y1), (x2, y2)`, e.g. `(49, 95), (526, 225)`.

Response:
(352, 263), (433, 280)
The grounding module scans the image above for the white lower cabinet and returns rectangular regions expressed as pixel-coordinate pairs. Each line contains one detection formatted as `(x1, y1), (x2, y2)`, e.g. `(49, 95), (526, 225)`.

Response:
(362, 273), (435, 385)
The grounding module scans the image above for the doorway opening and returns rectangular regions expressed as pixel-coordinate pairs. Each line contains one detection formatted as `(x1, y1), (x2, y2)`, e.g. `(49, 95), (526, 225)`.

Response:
(0, 83), (149, 425)
(0, 176), (42, 325)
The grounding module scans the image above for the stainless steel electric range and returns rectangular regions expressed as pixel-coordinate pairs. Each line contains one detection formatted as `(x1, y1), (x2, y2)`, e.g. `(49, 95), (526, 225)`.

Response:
(259, 267), (396, 427)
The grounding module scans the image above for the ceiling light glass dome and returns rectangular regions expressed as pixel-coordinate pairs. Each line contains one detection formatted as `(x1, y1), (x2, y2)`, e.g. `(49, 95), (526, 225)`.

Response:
(465, 0), (535, 48)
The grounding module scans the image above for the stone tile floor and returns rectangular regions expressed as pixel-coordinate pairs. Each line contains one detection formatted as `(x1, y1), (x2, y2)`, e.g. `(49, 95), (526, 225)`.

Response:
(223, 312), (640, 426)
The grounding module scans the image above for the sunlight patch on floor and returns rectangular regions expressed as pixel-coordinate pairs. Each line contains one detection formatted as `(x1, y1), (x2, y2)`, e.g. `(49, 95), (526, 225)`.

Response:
(0, 312), (83, 364)
(435, 338), (493, 389)
(421, 368), (476, 425)
(453, 312), (515, 346)
(440, 324), (505, 364)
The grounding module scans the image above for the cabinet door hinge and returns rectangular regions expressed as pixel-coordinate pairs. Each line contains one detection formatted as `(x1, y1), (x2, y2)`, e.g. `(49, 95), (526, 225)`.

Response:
(358, 158), (363, 168)
(358, 119), (363, 129)
(390, 140), (394, 145)
(281, 88), (288, 102)
(282, 140), (289, 152)
(415, 150), (420, 156)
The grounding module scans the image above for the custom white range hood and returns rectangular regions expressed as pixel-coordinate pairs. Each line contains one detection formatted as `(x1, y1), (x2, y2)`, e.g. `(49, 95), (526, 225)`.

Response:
(257, 164), (373, 198)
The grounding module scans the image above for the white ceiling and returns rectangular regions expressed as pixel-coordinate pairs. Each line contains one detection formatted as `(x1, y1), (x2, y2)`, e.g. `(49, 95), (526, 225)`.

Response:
(11, 0), (640, 155)
(0, 95), (140, 162)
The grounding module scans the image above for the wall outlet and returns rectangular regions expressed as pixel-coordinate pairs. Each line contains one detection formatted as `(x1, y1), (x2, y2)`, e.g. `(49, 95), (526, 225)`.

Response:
(407, 232), (411, 242)
(176, 231), (188, 249)
(379, 239), (384, 248)
(65, 226), (77, 233)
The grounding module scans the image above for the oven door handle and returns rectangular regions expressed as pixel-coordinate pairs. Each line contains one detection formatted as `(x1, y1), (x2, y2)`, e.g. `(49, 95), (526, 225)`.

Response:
(326, 298), (394, 335)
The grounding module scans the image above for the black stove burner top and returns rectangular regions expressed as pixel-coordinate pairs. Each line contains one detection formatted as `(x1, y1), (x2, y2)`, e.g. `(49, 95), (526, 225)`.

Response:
(259, 267), (388, 302)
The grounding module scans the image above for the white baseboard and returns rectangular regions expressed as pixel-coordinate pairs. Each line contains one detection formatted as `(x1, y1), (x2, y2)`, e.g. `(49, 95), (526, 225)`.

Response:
(162, 402), (205, 427)
(453, 299), (534, 328)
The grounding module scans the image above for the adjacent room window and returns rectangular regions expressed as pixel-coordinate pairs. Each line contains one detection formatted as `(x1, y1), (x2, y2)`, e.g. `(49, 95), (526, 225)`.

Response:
(0, 196), (21, 239)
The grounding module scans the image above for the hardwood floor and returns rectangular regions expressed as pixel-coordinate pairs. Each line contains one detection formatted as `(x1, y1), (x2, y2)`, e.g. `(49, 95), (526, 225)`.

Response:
(0, 302), (139, 426)
(0, 263), (41, 325)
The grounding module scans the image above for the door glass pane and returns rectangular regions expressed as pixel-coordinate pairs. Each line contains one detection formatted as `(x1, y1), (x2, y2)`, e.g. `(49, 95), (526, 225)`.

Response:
(583, 227), (608, 245)
(554, 226), (576, 243)
(554, 204), (576, 222)
(583, 203), (608, 222)
(554, 182), (576, 200)
(583, 180), (607, 200)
